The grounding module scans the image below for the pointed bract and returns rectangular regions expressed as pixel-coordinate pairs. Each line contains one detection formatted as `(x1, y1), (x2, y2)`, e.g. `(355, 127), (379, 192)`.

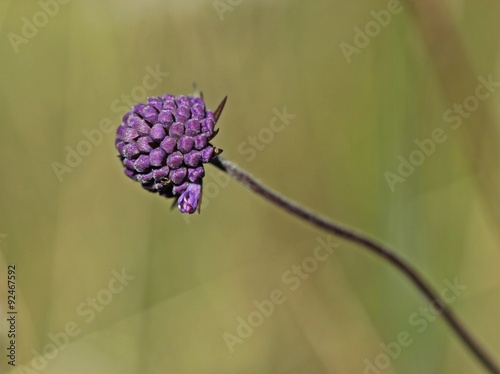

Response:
(213, 96), (227, 124)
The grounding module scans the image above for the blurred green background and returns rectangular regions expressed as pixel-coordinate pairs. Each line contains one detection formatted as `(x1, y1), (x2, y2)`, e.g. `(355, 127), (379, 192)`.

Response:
(1, 0), (500, 373)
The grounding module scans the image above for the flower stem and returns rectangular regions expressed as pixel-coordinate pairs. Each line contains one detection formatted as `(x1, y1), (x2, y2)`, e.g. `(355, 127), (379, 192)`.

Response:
(210, 156), (500, 374)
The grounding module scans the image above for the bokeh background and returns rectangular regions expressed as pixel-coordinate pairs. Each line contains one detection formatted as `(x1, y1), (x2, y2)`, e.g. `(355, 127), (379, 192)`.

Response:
(1, 0), (500, 373)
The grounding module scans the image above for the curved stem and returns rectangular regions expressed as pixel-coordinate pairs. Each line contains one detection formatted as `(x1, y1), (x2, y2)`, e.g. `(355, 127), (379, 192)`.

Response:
(210, 156), (500, 374)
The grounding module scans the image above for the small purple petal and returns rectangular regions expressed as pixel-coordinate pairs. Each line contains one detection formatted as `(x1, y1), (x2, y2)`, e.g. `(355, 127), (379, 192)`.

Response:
(123, 158), (135, 170)
(193, 134), (208, 150)
(172, 182), (189, 195)
(133, 103), (147, 116)
(134, 154), (150, 172)
(176, 105), (191, 122)
(177, 183), (202, 214)
(188, 166), (205, 183)
(166, 151), (183, 168)
(191, 104), (205, 120)
(163, 101), (177, 111)
(201, 118), (214, 136)
(147, 97), (163, 111)
(185, 119), (201, 136)
(149, 148), (166, 167)
(136, 136), (153, 153)
(127, 115), (150, 136)
(153, 166), (170, 181)
(158, 110), (174, 125)
(201, 146), (214, 163)
(142, 105), (158, 123)
(160, 137), (177, 154)
(186, 119), (201, 136)
(133, 119), (151, 136)
(150, 124), (166, 141)
(169, 122), (184, 139)
(175, 96), (190, 107)
(123, 143), (140, 158)
(126, 115), (141, 127)
(184, 150), (201, 167)
(136, 171), (154, 184)
(177, 136), (194, 153)
(169, 167), (187, 185)
(116, 125), (139, 142)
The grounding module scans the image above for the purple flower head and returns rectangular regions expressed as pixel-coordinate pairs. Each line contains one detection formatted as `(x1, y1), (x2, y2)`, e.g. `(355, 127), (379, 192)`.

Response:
(116, 94), (226, 214)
